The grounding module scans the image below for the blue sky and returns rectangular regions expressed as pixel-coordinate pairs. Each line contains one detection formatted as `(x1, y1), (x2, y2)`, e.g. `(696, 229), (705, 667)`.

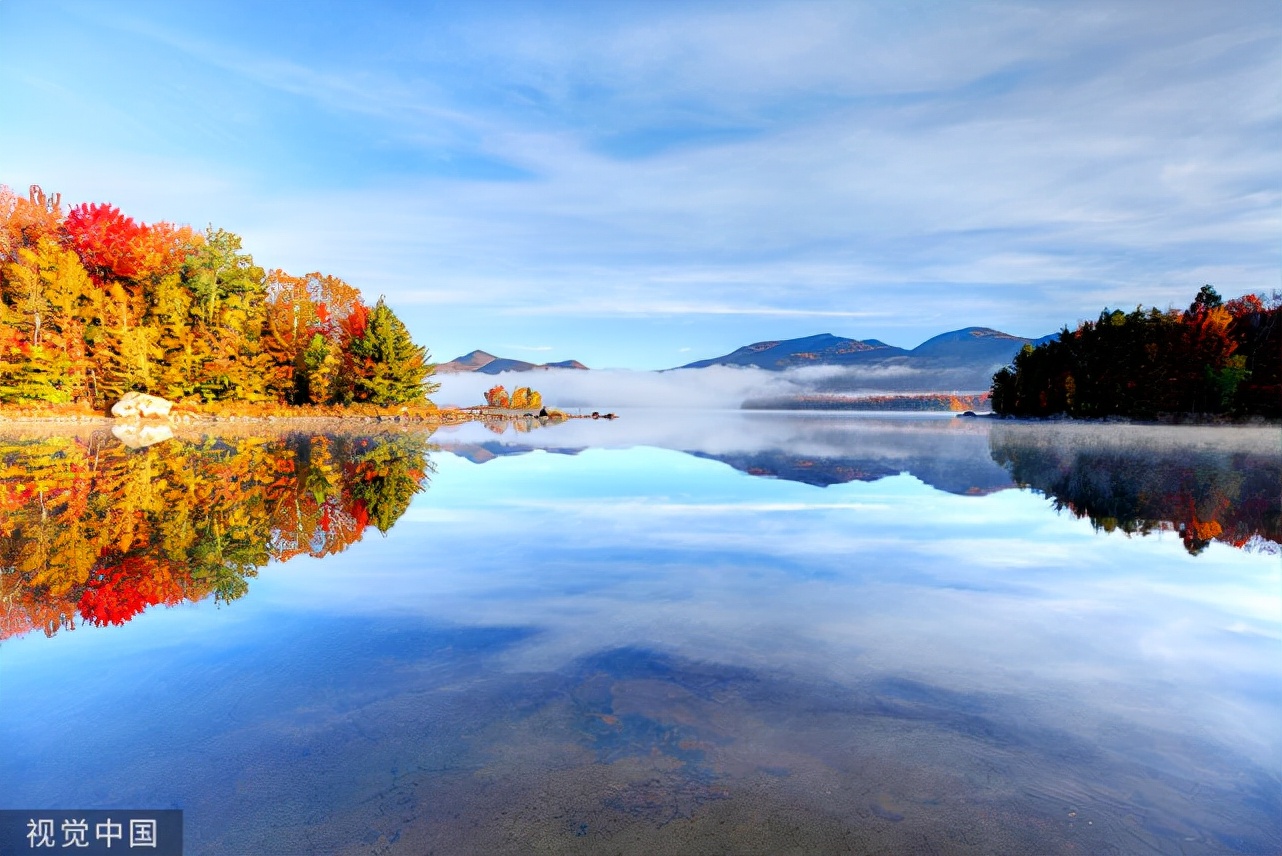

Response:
(0, 0), (1278, 369)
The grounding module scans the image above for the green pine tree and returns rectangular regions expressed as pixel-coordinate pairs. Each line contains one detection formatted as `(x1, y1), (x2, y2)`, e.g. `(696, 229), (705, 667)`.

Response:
(349, 298), (436, 405)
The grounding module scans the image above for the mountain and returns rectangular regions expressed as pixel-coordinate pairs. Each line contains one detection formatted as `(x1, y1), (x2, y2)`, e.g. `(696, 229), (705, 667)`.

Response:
(435, 350), (498, 374)
(908, 327), (1039, 362)
(434, 442), (584, 464)
(680, 333), (907, 370)
(436, 350), (590, 374)
(679, 327), (1057, 392)
(682, 328), (1053, 372)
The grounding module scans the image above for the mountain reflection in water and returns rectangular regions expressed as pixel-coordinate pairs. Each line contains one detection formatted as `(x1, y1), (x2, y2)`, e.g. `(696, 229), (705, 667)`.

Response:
(437, 412), (1280, 552)
(0, 431), (432, 639)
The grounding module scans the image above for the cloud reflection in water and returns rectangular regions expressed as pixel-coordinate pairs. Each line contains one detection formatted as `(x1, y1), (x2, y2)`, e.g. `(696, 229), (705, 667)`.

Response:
(1, 414), (1278, 854)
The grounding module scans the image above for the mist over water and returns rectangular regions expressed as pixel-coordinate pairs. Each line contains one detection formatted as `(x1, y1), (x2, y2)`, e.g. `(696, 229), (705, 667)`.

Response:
(432, 364), (994, 410)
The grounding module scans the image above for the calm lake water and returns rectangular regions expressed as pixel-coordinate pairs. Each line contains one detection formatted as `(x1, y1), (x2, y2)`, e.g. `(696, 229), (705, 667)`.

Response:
(1, 413), (1279, 855)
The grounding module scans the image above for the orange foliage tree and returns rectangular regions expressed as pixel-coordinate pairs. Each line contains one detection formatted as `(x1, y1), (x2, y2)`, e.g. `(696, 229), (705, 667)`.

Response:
(484, 385), (510, 408)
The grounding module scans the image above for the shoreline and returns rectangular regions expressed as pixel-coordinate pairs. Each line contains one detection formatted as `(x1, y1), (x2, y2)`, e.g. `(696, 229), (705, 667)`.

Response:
(0, 406), (604, 441)
(981, 412), (1281, 427)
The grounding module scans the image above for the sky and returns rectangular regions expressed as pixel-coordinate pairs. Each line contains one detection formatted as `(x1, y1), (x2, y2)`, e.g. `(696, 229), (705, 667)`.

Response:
(0, 0), (1278, 370)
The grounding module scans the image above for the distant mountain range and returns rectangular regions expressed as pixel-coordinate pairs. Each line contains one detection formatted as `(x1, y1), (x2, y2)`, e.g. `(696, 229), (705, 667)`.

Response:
(683, 327), (1059, 396)
(680, 327), (1056, 371)
(436, 349), (590, 374)
(436, 327), (1058, 391)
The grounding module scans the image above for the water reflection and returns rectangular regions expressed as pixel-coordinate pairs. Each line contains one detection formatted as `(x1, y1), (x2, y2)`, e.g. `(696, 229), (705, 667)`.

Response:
(4, 417), (1276, 645)
(436, 412), (1017, 494)
(0, 431), (433, 639)
(1, 415), (1279, 854)
(437, 412), (1280, 551)
(989, 422), (1281, 554)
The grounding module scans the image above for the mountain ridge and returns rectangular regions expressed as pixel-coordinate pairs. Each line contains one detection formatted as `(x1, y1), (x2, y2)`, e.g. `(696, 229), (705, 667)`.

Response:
(434, 326), (1058, 381)
(678, 327), (1055, 371)
(436, 350), (590, 374)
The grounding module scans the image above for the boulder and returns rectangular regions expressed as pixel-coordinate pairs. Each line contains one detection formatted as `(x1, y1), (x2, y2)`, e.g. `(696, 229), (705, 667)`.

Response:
(111, 391), (175, 419)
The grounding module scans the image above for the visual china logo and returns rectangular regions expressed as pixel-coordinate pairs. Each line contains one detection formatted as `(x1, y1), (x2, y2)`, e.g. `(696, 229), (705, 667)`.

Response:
(0, 811), (181, 855)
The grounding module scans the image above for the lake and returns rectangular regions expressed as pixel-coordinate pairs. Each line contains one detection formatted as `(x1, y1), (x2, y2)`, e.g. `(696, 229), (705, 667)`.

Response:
(1, 413), (1279, 855)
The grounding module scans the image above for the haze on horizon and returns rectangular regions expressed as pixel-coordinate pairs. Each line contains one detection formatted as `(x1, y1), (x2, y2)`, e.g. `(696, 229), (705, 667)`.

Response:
(1, 0), (1277, 370)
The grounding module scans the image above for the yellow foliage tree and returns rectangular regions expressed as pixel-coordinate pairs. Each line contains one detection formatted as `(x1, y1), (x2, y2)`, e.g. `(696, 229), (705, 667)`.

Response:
(510, 386), (542, 409)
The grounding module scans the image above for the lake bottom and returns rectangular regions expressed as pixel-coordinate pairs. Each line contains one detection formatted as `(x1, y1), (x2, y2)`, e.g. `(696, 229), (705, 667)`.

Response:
(127, 620), (1269, 856)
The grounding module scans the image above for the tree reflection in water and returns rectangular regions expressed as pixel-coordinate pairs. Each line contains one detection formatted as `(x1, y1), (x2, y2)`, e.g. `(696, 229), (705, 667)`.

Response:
(989, 423), (1280, 555)
(0, 431), (434, 639)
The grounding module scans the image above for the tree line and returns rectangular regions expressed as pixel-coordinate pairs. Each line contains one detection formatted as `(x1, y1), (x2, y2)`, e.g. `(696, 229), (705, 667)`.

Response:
(992, 286), (1281, 419)
(0, 184), (436, 409)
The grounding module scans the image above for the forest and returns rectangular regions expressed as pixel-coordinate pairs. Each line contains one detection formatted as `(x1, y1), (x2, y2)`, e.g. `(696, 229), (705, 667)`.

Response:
(0, 432), (433, 640)
(0, 184), (435, 410)
(991, 286), (1281, 419)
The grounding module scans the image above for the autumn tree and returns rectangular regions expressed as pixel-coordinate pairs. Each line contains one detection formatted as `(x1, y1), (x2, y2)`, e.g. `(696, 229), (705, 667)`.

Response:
(0, 185), (62, 265)
(263, 270), (373, 404)
(63, 203), (153, 286)
(263, 269), (315, 402)
(0, 184), (438, 411)
(991, 287), (1279, 419)
(484, 385), (510, 408)
(510, 386), (542, 409)
(989, 426), (1280, 555)
(178, 227), (272, 401)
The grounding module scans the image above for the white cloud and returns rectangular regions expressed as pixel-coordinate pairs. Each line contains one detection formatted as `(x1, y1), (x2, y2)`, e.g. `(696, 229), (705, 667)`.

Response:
(4, 1), (1278, 366)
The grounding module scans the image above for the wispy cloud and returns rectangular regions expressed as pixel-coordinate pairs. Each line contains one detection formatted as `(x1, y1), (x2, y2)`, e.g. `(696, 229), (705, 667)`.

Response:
(3, 1), (1278, 367)
(504, 302), (885, 318)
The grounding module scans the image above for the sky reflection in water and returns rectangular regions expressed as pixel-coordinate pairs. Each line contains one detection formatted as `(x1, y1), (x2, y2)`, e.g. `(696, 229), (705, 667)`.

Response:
(1, 414), (1279, 855)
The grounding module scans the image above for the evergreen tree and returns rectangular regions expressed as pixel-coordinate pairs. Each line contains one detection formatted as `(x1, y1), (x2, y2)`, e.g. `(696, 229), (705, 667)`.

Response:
(348, 298), (435, 405)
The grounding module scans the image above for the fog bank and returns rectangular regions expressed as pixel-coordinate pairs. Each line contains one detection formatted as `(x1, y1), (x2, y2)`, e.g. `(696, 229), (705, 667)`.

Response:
(432, 364), (992, 410)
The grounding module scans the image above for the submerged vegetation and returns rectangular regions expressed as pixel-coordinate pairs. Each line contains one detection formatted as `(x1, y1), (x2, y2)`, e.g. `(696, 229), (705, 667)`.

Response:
(0, 184), (436, 411)
(992, 286), (1281, 419)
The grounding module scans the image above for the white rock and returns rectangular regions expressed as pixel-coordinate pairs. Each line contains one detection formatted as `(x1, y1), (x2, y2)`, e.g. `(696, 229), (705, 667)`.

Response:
(111, 391), (174, 419)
